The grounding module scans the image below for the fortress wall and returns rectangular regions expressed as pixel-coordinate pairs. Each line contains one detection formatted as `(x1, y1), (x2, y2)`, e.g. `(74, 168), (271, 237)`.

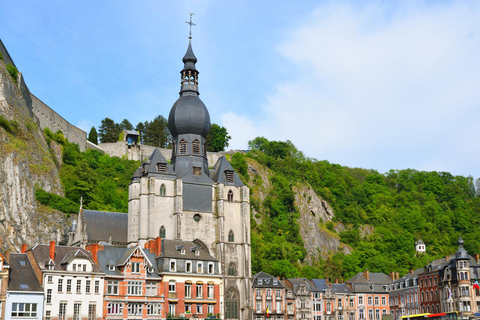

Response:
(0, 39), (16, 67)
(31, 94), (87, 151)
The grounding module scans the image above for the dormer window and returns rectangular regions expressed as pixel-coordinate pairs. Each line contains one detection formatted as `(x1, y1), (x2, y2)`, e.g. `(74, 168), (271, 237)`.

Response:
(181, 249), (186, 255)
(193, 166), (202, 176)
(157, 162), (167, 173)
(131, 262), (140, 273)
(195, 250), (200, 256)
(258, 279), (263, 285)
(273, 279), (278, 285)
(148, 267), (154, 273)
(192, 139), (200, 155)
(203, 142), (207, 157)
(179, 139), (187, 155)
(225, 170), (234, 183)
(109, 265), (115, 271)
(170, 260), (177, 272)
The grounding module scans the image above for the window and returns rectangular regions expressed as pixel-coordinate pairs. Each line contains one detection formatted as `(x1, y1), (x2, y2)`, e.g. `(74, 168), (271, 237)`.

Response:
(192, 139), (200, 155)
(193, 166), (202, 175)
(180, 139), (187, 155)
(73, 264), (77, 271)
(185, 304), (192, 314)
(359, 296), (363, 305)
(128, 303), (143, 315)
(160, 225), (166, 238)
(157, 163), (167, 173)
(276, 289), (281, 298)
(208, 305), (214, 315)
(107, 280), (119, 294)
(276, 300), (282, 312)
(67, 279), (72, 292)
(169, 280), (176, 292)
(228, 190), (234, 201)
(59, 303), (67, 320)
(197, 262), (203, 273)
(374, 297), (379, 306)
(46, 310), (51, 320)
(169, 304), (176, 316)
(381, 297), (386, 306)
(47, 289), (52, 303)
(147, 282), (157, 296)
(95, 280), (100, 293)
(350, 298), (354, 308)
(77, 279), (82, 293)
(228, 262), (236, 276)
(256, 301), (262, 311)
(225, 170), (234, 183)
(208, 262), (215, 274)
(160, 184), (166, 195)
(86, 280), (91, 293)
(170, 260), (177, 272)
(88, 304), (96, 320)
(196, 283), (203, 298)
(47, 275), (53, 283)
(359, 310), (364, 320)
(266, 289), (272, 298)
(368, 309), (373, 320)
(131, 262), (140, 273)
(83, 264), (87, 272)
(196, 304), (203, 314)
(203, 142), (207, 157)
(128, 281), (143, 295)
(148, 303), (162, 315)
(375, 309), (380, 319)
(228, 230), (234, 242)
(172, 141), (176, 157)
(208, 284), (214, 299)
(186, 261), (192, 273)
(185, 283), (192, 298)
(107, 302), (123, 315)
(327, 302), (331, 312)
(368, 297), (373, 306)
(73, 303), (81, 320)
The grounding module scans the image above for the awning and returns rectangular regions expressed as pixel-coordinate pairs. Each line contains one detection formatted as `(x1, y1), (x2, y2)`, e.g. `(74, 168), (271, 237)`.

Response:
(428, 314), (447, 317)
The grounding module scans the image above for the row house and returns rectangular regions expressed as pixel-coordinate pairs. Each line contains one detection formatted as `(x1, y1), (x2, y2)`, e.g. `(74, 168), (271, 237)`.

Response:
(5, 253), (44, 320)
(419, 258), (443, 314)
(310, 279), (357, 320)
(0, 251), (9, 318)
(332, 283), (355, 320)
(27, 241), (105, 320)
(252, 272), (288, 320)
(284, 278), (314, 320)
(347, 271), (391, 320)
(387, 268), (422, 320)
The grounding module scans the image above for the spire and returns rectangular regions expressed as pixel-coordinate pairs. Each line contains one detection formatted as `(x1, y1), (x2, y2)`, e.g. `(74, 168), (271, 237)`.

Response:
(455, 235), (468, 259)
(181, 13), (199, 95)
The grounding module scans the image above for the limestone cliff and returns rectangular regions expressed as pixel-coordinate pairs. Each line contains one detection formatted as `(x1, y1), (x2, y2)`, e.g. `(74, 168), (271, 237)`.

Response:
(0, 60), (68, 251)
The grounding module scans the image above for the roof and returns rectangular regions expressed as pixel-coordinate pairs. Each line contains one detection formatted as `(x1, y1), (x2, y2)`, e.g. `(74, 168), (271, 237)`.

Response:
(8, 253), (42, 291)
(125, 130), (139, 136)
(312, 279), (330, 291)
(96, 245), (159, 278)
(83, 210), (128, 245)
(253, 272), (285, 288)
(30, 244), (101, 272)
(159, 239), (217, 262)
(347, 271), (392, 293)
(332, 283), (352, 294)
(134, 148), (175, 179)
(286, 278), (316, 293)
(210, 156), (244, 186)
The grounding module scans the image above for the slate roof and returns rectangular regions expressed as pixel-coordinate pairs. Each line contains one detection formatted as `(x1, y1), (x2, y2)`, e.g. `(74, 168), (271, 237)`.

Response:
(82, 210), (128, 245)
(312, 279), (330, 291)
(8, 253), (42, 292)
(253, 272), (285, 288)
(210, 156), (244, 186)
(347, 272), (392, 293)
(159, 239), (217, 262)
(332, 283), (352, 294)
(286, 278), (316, 293)
(30, 244), (101, 272)
(96, 245), (159, 278)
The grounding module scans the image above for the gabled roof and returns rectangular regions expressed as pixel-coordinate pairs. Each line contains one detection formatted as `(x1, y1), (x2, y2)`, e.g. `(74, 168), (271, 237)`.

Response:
(332, 283), (352, 294)
(96, 245), (159, 277)
(286, 278), (316, 293)
(117, 246), (154, 268)
(158, 239), (217, 262)
(210, 156), (244, 186)
(253, 271), (285, 288)
(30, 244), (101, 272)
(145, 148), (175, 176)
(312, 279), (330, 291)
(83, 210), (128, 245)
(347, 271), (391, 293)
(8, 253), (42, 292)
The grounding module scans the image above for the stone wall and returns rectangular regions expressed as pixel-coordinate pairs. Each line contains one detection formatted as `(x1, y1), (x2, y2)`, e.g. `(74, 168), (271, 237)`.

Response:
(30, 94), (87, 151)
(0, 39), (15, 67)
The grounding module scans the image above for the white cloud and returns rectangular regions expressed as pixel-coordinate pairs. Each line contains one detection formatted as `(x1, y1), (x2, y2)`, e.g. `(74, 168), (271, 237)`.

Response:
(224, 1), (480, 177)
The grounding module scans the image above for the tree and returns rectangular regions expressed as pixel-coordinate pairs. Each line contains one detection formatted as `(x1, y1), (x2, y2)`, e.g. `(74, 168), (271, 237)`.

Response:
(119, 119), (133, 131)
(206, 123), (231, 152)
(135, 122), (146, 144)
(143, 115), (171, 148)
(87, 127), (98, 145)
(98, 118), (120, 143)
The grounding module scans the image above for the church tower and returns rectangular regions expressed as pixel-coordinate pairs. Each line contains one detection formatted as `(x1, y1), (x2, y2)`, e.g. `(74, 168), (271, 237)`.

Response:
(127, 27), (252, 320)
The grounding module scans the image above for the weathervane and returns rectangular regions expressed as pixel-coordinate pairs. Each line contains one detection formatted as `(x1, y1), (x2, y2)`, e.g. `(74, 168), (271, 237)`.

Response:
(186, 13), (196, 39)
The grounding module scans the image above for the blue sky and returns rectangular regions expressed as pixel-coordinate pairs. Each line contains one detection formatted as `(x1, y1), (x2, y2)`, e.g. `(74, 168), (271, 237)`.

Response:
(1, 0), (480, 178)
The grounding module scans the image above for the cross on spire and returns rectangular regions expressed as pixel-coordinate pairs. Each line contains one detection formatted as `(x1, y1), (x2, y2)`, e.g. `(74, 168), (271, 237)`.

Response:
(186, 13), (196, 39)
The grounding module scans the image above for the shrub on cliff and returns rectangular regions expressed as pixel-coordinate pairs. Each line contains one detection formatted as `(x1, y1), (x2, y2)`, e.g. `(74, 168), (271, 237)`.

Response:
(35, 189), (79, 215)
(6, 63), (18, 83)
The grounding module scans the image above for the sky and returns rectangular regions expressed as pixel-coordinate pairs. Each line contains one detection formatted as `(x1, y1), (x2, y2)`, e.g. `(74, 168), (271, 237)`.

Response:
(1, 0), (480, 178)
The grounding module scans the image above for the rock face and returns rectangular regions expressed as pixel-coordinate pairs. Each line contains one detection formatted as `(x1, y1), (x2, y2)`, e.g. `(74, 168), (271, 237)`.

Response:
(0, 62), (69, 251)
(293, 183), (351, 262)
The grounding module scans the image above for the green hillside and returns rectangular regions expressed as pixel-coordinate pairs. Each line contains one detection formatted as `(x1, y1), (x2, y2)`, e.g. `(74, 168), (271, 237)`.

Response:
(37, 137), (480, 280)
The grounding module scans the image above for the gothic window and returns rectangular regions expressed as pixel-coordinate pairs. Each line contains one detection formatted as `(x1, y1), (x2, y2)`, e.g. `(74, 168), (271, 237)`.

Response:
(228, 230), (234, 242)
(160, 184), (166, 196)
(193, 166), (202, 176)
(228, 262), (236, 276)
(227, 190), (234, 202)
(159, 226), (166, 238)
(225, 288), (239, 320)
(157, 162), (167, 173)
(203, 142), (207, 158)
(225, 170), (234, 183)
(192, 139), (200, 155)
(179, 139), (187, 155)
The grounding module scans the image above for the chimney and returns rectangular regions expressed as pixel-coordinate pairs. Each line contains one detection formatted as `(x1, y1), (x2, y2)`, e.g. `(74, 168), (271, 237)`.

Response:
(144, 241), (150, 249)
(335, 278), (339, 284)
(90, 243), (99, 264)
(155, 237), (161, 257)
(476, 254), (479, 264)
(363, 270), (370, 281)
(49, 241), (56, 261)
(325, 278), (330, 286)
(396, 272), (399, 280)
(5, 250), (10, 262)
(390, 272), (395, 281)
(409, 270), (414, 275)
(21, 244), (27, 253)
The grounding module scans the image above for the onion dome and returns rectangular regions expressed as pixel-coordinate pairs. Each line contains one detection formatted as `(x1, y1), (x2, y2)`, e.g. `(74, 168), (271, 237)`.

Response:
(455, 236), (468, 259)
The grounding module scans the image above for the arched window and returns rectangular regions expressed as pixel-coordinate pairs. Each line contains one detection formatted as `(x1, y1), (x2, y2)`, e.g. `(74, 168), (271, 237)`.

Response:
(227, 190), (234, 202)
(179, 139), (187, 155)
(160, 184), (166, 196)
(192, 139), (200, 155)
(228, 262), (236, 276)
(228, 230), (234, 242)
(225, 288), (239, 320)
(159, 226), (166, 238)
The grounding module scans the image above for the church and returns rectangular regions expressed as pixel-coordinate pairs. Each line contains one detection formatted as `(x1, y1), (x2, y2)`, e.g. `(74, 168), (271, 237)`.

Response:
(69, 35), (252, 320)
